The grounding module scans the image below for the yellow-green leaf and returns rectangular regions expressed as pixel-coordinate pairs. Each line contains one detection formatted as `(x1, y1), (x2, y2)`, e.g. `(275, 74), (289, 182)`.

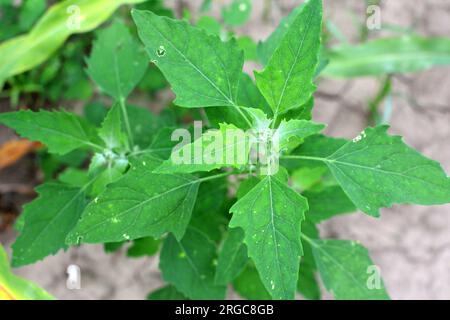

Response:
(0, 244), (54, 300)
(0, 0), (145, 86)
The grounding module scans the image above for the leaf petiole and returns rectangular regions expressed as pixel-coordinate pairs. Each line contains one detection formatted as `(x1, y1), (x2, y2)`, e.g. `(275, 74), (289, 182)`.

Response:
(118, 97), (134, 149)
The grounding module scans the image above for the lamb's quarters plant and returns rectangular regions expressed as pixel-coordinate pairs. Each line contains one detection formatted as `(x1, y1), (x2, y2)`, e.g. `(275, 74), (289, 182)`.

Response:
(1, 0), (450, 300)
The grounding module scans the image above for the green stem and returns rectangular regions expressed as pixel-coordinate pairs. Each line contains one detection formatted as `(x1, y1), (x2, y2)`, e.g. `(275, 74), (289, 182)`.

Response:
(281, 155), (328, 163)
(119, 97), (134, 148)
(80, 172), (103, 196)
(300, 233), (315, 246)
(86, 142), (105, 153)
(234, 104), (253, 128)
(197, 171), (234, 183)
(270, 112), (278, 129)
(368, 76), (392, 126)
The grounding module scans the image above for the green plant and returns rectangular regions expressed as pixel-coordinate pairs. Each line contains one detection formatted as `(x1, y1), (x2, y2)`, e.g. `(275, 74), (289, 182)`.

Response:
(1, 0), (449, 300)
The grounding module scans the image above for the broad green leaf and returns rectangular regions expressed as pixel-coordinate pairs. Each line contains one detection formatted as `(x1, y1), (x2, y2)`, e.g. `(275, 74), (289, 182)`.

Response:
(66, 155), (200, 244)
(193, 177), (228, 215)
(190, 210), (227, 243)
(221, 0), (252, 27)
(281, 134), (348, 171)
(98, 104), (129, 151)
(271, 165), (290, 183)
(297, 134), (348, 161)
(155, 123), (252, 174)
(229, 175), (308, 299)
(236, 73), (271, 116)
(309, 238), (390, 300)
(277, 119), (326, 151)
(159, 228), (226, 300)
(147, 285), (188, 300)
(298, 250), (320, 300)
(233, 265), (271, 300)
(215, 228), (248, 285)
(58, 168), (89, 188)
(297, 220), (321, 300)
(255, 0), (322, 117)
(291, 166), (328, 190)
(190, 178), (229, 242)
(86, 21), (147, 100)
(127, 236), (160, 257)
(282, 96), (314, 122)
(0, 0), (145, 85)
(132, 9), (244, 108)
(0, 110), (103, 155)
(304, 186), (356, 223)
(12, 182), (88, 267)
(257, 5), (305, 66)
(323, 36), (450, 78)
(206, 73), (272, 129)
(14, 213), (25, 233)
(137, 127), (180, 160)
(37, 149), (89, 181)
(285, 126), (450, 216)
(0, 244), (54, 300)
(127, 105), (159, 149)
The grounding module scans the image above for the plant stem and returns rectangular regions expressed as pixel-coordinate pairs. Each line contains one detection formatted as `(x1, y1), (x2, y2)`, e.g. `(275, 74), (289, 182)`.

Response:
(119, 97), (134, 149)
(281, 155), (328, 162)
(300, 233), (312, 243)
(368, 76), (392, 126)
(197, 171), (234, 183)
(234, 104), (253, 128)
(86, 142), (106, 153)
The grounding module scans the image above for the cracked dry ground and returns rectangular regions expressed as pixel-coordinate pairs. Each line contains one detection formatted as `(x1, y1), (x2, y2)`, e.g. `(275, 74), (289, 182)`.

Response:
(0, 0), (449, 299)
